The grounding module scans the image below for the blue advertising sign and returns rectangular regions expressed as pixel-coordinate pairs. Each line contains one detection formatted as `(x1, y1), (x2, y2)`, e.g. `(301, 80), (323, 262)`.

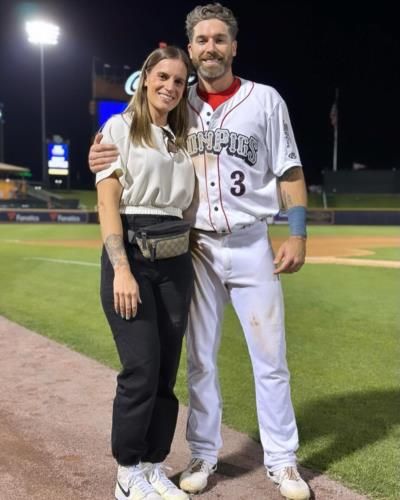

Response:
(97, 100), (128, 129)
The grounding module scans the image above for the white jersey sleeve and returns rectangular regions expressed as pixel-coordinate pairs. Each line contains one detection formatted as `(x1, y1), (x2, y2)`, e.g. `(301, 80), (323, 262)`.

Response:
(267, 99), (301, 177)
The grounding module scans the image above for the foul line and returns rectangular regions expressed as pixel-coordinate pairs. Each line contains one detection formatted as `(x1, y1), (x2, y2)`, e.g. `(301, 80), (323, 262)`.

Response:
(24, 257), (100, 267)
(306, 256), (400, 269)
(20, 256), (400, 269)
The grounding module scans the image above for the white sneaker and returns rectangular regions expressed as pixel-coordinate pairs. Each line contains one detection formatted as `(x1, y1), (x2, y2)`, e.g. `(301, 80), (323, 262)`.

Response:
(267, 466), (310, 500)
(179, 458), (217, 494)
(143, 462), (189, 500)
(115, 464), (162, 500)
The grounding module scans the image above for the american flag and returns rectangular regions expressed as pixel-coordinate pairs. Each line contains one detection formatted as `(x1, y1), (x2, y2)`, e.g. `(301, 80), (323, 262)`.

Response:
(330, 89), (339, 128)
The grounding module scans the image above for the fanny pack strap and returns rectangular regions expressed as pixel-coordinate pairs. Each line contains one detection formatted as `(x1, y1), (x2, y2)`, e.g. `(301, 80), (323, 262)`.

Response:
(127, 229), (136, 244)
(128, 229), (150, 249)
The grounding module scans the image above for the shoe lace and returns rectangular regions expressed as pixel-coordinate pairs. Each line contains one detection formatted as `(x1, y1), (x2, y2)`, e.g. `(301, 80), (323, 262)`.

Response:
(127, 466), (158, 495)
(280, 466), (301, 482)
(148, 463), (176, 490)
(189, 458), (213, 474)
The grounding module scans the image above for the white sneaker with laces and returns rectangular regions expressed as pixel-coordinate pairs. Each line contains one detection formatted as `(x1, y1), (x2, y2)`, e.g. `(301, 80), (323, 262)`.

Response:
(143, 462), (189, 500)
(115, 464), (162, 500)
(267, 465), (310, 500)
(179, 458), (217, 494)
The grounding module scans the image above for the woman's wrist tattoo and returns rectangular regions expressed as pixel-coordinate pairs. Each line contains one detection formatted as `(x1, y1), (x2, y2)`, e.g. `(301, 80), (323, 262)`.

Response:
(105, 234), (129, 270)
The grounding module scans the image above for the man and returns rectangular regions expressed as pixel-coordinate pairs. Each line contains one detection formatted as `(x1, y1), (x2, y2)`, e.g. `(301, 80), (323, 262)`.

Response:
(89, 4), (310, 499)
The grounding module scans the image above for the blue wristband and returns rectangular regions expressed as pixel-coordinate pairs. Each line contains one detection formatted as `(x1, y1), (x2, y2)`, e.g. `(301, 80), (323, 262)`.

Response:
(287, 206), (307, 237)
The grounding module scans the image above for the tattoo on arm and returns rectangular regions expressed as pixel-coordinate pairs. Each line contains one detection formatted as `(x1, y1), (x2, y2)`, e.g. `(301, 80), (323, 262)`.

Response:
(281, 189), (294, 210)
(278, 166), (303, 210)
(105, 234), (129, 270)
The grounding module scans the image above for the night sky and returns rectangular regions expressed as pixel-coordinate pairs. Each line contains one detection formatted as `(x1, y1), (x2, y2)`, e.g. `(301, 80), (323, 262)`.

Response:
(0, 0), (398, 188)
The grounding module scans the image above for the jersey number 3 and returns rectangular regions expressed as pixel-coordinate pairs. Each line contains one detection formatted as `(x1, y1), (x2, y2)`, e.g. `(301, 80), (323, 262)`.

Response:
(230, 170), (246, 196)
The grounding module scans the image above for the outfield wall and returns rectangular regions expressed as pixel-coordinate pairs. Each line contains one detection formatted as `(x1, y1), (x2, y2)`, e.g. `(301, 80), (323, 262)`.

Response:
(1, 208), (399, 225)
(323, 170), (400, 194)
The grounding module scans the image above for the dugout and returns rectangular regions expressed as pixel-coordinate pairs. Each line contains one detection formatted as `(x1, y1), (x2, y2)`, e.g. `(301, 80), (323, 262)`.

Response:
(0, 162), (81, 209)
(0, 163), (29, 202)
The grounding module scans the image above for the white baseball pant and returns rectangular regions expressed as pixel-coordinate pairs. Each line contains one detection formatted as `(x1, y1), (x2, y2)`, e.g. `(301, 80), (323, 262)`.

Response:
(186, 221), (299, 471)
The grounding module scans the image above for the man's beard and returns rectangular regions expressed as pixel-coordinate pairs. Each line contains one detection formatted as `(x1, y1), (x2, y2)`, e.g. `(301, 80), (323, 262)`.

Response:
(193, 54), (231, 80)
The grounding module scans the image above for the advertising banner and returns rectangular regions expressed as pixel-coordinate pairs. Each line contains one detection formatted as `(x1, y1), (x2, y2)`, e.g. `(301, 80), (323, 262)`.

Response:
(0, 209), (89, 223)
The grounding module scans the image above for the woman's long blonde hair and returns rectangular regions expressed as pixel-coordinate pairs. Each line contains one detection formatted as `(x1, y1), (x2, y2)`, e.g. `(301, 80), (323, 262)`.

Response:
(125, 46), (191, 150)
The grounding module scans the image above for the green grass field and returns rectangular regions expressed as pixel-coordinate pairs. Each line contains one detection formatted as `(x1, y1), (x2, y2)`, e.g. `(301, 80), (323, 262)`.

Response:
(355, 246), (400, 261)
(1, 224), (399, 499)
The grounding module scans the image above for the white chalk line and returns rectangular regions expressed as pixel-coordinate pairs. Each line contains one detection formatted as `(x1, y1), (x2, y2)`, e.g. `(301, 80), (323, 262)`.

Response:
(24, 257), (100, 267)
(24, 256), (399, 269)
(306, 256), (400, 269)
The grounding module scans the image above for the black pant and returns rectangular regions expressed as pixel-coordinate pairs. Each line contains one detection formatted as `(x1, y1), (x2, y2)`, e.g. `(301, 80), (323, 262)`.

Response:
(100, 215), (193, 466)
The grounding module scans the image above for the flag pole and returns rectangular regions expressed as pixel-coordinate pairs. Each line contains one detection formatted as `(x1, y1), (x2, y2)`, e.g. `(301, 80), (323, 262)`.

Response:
(331, 88), (339, 171)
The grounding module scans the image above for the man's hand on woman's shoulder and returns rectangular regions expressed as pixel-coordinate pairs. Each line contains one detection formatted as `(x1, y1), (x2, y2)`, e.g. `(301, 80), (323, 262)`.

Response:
(88, 133), (119, 173)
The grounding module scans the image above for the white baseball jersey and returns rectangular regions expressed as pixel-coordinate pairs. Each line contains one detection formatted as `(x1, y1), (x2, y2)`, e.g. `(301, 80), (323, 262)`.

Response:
(185, 78), (302, 232)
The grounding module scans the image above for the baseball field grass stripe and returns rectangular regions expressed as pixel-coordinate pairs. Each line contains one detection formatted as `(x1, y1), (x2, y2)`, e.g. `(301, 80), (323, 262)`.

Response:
(24, 257), (100, 267)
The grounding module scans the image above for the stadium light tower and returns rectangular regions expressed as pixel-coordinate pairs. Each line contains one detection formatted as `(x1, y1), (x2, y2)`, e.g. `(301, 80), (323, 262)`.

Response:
(0, 103), (4, 162)
(25, 20), (60, 187)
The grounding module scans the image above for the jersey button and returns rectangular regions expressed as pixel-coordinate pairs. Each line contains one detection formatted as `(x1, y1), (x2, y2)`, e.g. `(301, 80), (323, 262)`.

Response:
(206, 112), (211, 116)
(210, 181), (215, 187)
(214, 207), (219, 211)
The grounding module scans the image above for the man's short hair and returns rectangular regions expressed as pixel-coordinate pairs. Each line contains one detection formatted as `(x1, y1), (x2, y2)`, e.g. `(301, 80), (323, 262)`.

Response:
(185, 3), (239, 41)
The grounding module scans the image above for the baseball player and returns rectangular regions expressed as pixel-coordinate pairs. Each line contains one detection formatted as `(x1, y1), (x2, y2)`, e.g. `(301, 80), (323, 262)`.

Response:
(89, 4), (310, 499)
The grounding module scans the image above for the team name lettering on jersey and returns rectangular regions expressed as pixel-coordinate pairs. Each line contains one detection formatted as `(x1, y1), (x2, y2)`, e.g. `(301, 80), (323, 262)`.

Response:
(283, 121), (298, 159)
(187, 129), (259, 166)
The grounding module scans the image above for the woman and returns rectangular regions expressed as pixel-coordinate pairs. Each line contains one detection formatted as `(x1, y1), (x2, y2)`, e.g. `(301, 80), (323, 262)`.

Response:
(96, 46), (194, 500)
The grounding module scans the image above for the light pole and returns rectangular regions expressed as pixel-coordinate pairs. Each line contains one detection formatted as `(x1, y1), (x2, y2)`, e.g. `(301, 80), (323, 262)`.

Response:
(25, 20), (60, 187)
(0, 103), (4, 162)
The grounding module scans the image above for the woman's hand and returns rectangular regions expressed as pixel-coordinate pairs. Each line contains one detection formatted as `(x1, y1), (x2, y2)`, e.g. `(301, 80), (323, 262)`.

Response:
(113, 266), (142, 320)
